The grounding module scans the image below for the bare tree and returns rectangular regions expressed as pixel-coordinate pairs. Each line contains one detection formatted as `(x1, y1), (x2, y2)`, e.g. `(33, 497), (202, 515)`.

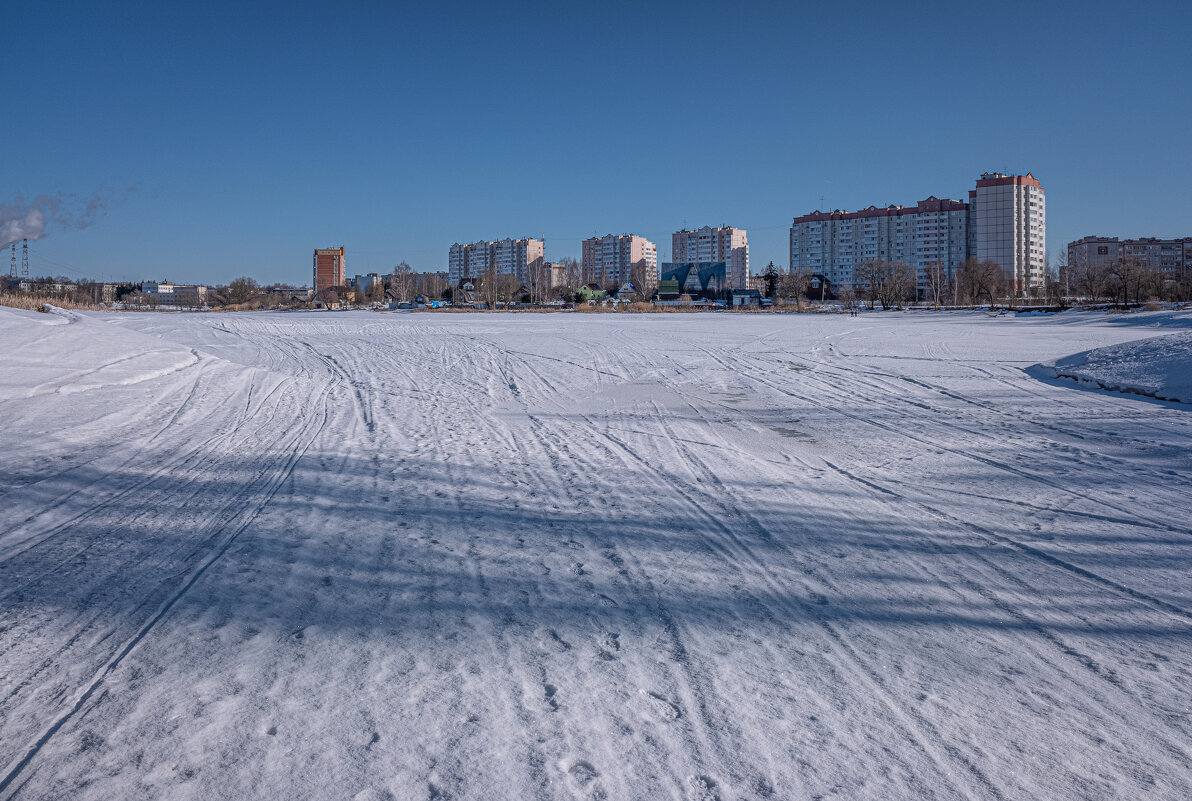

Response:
(1071, 256), (1109, 304)
(526, 259), (551, 304)
(491, 273), (520, 305)
(925, 260), (950, 309)
(882, 261), (916, 309)
(856, 258), (886, 310)
(226, 276), (261, 305)
(958, 259), (1004, 306)
(837, 285), (859, 314)
(475, 262), (499, 307)
(776, 268), (812, 303)
(1107, 257), (1156, 308)
(628, 261), (655, 300)
(415, 272), (448, 301)
(558, 256), (582, 294)
(390, 261), (414, 302)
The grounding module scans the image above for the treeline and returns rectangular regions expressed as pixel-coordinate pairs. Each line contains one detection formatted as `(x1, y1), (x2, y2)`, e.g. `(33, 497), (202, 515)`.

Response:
(1058, 256), (1192, 306)
(822, 257), (1192, 311)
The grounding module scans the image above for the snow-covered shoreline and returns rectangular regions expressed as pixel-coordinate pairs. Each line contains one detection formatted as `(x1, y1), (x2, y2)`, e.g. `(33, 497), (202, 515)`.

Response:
(1034, 331), (1191, 404)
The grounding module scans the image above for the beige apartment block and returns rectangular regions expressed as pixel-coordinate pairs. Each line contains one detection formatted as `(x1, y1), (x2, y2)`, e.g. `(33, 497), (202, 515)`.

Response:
(581, 234), (658, 289)
(672, 226), (749, 289)
(1068, 236), (1192, 276)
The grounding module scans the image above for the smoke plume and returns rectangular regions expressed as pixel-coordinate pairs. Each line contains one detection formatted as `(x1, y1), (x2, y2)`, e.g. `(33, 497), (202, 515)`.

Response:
(0, 191), (129, 247)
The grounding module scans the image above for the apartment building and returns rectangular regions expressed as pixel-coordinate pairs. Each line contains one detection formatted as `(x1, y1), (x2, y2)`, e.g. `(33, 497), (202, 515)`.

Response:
(313, 247), (346, 294)
(790, 197), (969, 294)
(448, 241), (492, 286)
(448, 238), (544, 285)
(1068, 236), (1192, 275)
(581, 234), (658, 289)
(969, 172), (1046, 293)
(672, 226), (749, 289)
(790, 173), (1045, 295)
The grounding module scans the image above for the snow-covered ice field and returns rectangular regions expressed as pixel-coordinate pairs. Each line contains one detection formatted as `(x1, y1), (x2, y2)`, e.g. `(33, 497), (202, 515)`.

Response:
(1, 307), (1190, 801)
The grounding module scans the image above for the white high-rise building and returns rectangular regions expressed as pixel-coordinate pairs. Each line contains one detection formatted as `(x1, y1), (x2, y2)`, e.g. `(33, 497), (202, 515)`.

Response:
(448, 241), (491, 285)
(448, 238), (544, 285)
(789, 173), (1045, 296)
(968, 173), (1046, 293)
(672, 226), (749, 289)
(581, 234), (658, 289)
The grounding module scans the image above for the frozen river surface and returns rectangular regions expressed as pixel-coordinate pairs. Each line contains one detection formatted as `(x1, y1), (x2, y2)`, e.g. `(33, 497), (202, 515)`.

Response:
(1, 308), (1190, 800)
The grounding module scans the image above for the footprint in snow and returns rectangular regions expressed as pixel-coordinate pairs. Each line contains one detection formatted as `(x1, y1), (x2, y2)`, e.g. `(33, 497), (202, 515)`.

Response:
(543, 683), (559, 711)
(537, 628), (571, 653)
(565, 761), (606, 799)
(640, 690), (681, 721)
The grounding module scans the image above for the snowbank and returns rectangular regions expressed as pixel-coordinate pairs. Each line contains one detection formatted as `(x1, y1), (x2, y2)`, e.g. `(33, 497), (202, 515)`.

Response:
(1036, 332), (1192, 403)
(0, 306), (202, 401)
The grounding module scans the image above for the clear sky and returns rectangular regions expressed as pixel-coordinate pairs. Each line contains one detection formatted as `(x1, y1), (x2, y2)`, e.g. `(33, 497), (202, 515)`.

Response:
(3, 0), (1190, 286)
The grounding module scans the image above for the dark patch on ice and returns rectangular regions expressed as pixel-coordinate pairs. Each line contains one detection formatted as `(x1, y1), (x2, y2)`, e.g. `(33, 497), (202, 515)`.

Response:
(544, 683), (559, 711)
(78, 730), (105, 752)
(772, 426), (816, 442)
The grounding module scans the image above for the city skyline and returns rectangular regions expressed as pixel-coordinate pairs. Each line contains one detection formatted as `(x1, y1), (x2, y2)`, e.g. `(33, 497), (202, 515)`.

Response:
(3, 1), (1190, 285)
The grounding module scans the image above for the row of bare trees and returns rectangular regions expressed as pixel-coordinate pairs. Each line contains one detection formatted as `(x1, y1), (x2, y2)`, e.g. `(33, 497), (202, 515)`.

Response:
(847, 258), (1051, 309)
(1057, 254), (1192, 306)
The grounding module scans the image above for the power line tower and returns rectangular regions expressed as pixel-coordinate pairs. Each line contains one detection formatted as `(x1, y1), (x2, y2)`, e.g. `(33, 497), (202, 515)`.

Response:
(21, 239), (29, 279)
(8, 243), (14, 278)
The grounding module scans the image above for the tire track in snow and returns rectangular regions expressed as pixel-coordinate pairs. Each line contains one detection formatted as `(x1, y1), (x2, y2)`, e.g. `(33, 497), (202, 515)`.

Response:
(0, 377), (333, 799)
(592, 411), (998, 801)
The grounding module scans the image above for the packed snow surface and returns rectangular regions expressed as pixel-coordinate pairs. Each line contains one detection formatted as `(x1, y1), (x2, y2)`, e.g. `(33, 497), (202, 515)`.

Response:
(1, 307), (1191, 801)
(1040, 330), (1192, 403)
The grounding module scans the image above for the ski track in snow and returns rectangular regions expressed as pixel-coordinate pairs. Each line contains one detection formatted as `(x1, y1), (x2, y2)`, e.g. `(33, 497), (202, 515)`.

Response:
(1, 308), (1191, 800)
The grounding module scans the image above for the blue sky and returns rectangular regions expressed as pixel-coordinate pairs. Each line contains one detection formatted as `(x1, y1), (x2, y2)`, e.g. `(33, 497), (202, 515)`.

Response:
(3, 0), (1190, 285)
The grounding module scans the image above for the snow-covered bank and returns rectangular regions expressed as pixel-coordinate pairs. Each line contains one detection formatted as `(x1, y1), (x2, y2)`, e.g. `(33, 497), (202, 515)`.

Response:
(1034, 332), (1192, 404)
(2, 308), (1191, 800)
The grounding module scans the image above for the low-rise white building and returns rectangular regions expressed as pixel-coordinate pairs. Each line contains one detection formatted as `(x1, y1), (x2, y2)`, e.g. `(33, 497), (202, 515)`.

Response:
(141, 281), (209, 305)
